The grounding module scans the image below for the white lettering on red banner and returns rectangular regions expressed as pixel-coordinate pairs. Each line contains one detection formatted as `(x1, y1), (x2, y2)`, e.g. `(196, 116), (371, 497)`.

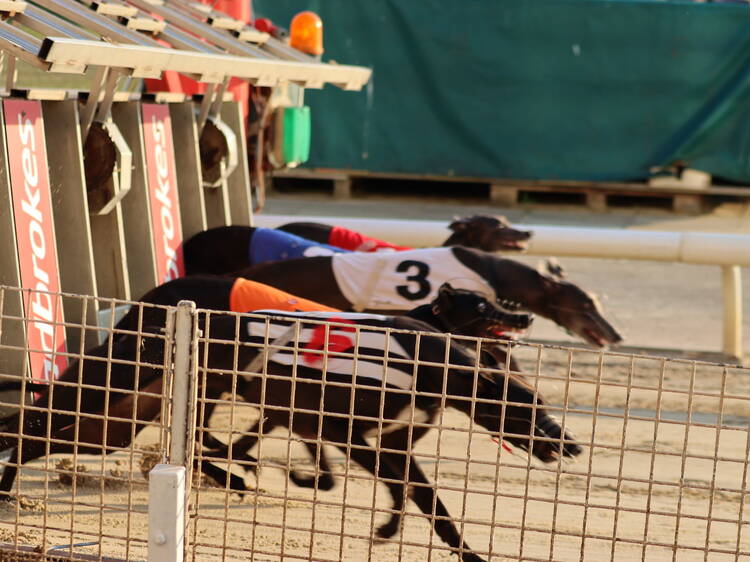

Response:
(142, 104), (184, 283)
(4, 100), (67, 381)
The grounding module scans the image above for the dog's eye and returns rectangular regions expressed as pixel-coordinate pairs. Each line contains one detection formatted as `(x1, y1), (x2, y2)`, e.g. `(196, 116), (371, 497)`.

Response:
(477, 302), (487, 312)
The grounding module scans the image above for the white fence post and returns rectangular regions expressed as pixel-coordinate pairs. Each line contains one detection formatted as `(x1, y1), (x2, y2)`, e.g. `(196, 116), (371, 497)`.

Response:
(148, 300), (199, 562)
(722, 265), (742, 360)
(148, 464), (187, 562)
(169, 300), (199, 466)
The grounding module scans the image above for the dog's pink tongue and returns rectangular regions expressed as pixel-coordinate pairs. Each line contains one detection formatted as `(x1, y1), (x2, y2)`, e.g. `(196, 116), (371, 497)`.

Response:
(494, 329), (522, 340)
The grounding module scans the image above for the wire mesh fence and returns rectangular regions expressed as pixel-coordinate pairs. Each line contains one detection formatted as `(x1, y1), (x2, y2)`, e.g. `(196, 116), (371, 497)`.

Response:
(188, 309), (750, 562)
(0, 285), (748, 561)
(0, 285), (176, 561)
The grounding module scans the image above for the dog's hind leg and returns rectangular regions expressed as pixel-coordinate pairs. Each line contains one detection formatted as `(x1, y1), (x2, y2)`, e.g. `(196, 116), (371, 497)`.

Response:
(0, 448), (19, 500)
(380, 449), (485, 562)
(288, 439), (334, 491)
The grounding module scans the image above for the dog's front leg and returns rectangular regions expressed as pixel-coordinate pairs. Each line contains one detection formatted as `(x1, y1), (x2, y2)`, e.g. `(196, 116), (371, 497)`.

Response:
(315, 423), (407, 538)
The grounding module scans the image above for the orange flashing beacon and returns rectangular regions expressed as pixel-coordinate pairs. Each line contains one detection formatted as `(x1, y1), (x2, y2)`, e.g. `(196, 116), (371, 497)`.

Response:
(290, 11), (323, 56)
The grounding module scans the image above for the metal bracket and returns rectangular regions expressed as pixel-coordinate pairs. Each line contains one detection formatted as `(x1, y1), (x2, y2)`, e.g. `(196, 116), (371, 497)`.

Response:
(0, 0), (26, 16)
(122, 15), (166, 33)
(91, 0), (136, 18)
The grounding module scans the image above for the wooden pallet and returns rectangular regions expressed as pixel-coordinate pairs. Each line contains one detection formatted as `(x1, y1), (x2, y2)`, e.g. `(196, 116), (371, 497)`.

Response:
(273, 168), (750, 214)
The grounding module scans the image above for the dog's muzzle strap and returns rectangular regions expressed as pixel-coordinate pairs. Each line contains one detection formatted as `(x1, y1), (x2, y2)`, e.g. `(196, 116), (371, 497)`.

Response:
(243, 324), (298, 375)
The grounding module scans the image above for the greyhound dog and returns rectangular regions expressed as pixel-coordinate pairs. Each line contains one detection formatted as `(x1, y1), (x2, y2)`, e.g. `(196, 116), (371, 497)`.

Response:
(183, 215), (532, 275)
(120, 247), (620, 348)
(0, 310), (578, 562)
(278, 214), (532, 252)
(197, 286), (534, 525)
(237, 246), (621, 347)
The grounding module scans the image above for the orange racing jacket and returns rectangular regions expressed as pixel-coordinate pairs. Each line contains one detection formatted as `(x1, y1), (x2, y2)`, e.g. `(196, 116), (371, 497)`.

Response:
(229, 278), (339, 314)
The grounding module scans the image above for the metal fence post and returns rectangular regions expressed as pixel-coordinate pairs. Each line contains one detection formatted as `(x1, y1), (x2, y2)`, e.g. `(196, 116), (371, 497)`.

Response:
(148, 300), (199, 562)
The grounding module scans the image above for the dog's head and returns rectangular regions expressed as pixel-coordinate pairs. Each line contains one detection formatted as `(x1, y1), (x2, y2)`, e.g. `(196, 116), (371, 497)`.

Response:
(473, 372), (583, 462)
(432, 283), (533, 338)
(447, 215), (532, 252)
(535, 277), (622, 348)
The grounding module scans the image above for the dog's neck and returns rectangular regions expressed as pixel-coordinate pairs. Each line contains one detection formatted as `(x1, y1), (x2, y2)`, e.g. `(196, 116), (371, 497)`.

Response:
(405, 304), (445, 332)
(451, 247), (554, 317)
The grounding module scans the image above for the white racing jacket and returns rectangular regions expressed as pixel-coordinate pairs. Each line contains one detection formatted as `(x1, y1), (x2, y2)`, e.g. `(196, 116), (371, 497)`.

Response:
(331, 247), (493, 311)
(244, 310), (415, 389)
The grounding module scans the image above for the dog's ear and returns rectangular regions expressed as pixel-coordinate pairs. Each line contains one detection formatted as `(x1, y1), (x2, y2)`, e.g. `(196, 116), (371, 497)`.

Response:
(545, 258), (566, 279)
(448, 216), (469, 231)
(493, 215), (510, 228)
(540, 274), (559, 293)
(438, 282), (456, 295)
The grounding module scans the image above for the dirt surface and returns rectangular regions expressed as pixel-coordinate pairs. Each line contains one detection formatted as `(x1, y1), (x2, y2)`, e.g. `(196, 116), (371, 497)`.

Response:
(0, 196), (748, 561)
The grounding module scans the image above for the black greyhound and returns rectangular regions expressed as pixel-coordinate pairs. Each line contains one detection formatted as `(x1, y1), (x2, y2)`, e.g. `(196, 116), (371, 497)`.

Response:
(157, 247), (621, 348)
(0, 310), (579, 562)
(198, 285), (535, 527)
(115, 279), (533, 449)
(183, 215), (532, 275)
(279, 215), (533, 252)
(238, 246), (622, 347)
(198, 311), (582, 562)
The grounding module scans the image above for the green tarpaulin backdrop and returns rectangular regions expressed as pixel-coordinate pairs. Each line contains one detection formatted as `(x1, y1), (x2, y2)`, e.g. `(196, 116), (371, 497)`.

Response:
(254, 0), (750, 183)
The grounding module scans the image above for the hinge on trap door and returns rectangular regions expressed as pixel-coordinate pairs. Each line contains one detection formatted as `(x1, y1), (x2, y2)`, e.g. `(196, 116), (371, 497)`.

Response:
(80, 66), (133, 216)
(195, 78), (238, 189)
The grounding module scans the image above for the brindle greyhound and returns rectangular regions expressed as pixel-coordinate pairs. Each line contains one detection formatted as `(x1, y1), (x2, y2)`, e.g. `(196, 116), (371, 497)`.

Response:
(182, 215), (532, 275)
(0, 311), (579, 562)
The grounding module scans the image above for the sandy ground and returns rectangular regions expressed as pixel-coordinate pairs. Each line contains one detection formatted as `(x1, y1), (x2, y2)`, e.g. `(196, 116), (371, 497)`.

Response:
(0, 197), (748, 561)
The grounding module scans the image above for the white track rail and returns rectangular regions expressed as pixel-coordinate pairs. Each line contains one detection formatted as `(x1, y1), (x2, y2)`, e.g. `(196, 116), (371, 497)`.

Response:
(255, 215), (748, 360)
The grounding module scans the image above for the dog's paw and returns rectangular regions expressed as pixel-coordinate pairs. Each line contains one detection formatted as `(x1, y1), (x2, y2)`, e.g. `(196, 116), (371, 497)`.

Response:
(375, 517), (400, 541)
(289, 471), (335, 491)
(460, 552), (487, 562)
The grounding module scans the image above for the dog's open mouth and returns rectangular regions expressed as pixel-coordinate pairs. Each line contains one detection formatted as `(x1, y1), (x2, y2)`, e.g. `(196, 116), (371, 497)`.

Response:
(500, 240), (528, 251)
(490, 324), (526, 339)
(584, 328), (608, 347)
